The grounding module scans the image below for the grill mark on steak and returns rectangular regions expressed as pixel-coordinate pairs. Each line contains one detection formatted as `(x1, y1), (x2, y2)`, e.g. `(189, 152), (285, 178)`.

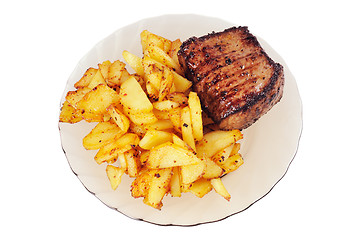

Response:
(178, 26), (284, 130)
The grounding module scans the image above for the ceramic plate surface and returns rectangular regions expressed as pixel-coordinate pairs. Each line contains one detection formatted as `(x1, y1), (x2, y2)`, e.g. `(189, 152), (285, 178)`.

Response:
(59, 14), (302, 226)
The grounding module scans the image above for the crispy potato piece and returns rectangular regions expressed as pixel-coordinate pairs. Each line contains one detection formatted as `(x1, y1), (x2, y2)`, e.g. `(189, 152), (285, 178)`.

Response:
(153, 100), (180, 111)
(107, 60), (126, 87)
(180, 159), (206, 185)
(118, 153), (127, 173)
(83, 121), (124, 150)
(65, 87), (91, 108)
(106, 165), (124, 190)
(144, 119), (173, 131)
(119, 76), (153, 113)
(158, 66), (173, 101)
(76, 84), (120, 117)
(127, 111), (158, 126)
(87, 69), (107, 90)
(129, 122), (146, 137)
(166, 92), (188, 107)
(188, 92), (203, 141)
(203, 157), (224, 179)
(122, 50), (144, 77)
(146, 43), (182, 74)
(143, 168), (172, 209)
(131, 170), (152, 198)
(147, 142), (201, 169)
(94, 133), (139, 164)
(139, 150), (150, 166)
(230, 143), (241, 156)
(196, 130), (243, 158)
(189, 178), (212, 198)
(74, 67), (97, 89)
(106, 105), (130, 133)
(98, 60), (111, 80)
(152, 108), (169, 120)
(141, 30), (172, 54)
(124, 149), (140, 178)
(181, 106), (196, 151)
(59, 101), (83, 123)
(139, 130), (173, 150)
(170, 167), (182, 197)
(172, 134), (189, 150)
(218, 153), (244, 174)
(169, 39), (182, 67)
(168, 107), (182, 133)
(211, 178), (231, 201)
(172, 71), (192, 93)
(211, 144), (234, 165)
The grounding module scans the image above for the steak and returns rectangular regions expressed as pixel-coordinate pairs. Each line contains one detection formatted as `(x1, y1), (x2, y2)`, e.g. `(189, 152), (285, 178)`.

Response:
(177, 26), (284, 130)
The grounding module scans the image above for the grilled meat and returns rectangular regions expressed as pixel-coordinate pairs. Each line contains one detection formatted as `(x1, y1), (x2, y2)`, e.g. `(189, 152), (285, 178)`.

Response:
(177, 26), (284, 130)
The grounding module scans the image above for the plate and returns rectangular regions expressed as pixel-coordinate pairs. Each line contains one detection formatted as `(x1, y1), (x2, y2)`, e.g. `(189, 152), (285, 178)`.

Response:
(59, 14), (302, 226)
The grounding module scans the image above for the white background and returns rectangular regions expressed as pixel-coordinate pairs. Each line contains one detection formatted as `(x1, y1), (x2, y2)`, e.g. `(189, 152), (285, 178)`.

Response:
(1, 0), (360, 239)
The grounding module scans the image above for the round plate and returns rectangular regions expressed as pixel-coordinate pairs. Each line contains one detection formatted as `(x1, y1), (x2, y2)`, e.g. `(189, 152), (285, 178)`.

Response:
(59, 14), (302, 226)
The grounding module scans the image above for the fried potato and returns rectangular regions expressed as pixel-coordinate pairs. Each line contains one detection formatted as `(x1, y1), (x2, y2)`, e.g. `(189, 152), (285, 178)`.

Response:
(65, 87), (91, 108)
(122, 50), (144, 77)
(166, 92), (188, 107)
(146, 43), (182, 74)
(74, 67), (97, 89)
(106, 104), (130, 133)
(230, 143), (241, 156)
(98, 60), (111, 80)
(127, 111), (158, 126)
(180, 159), (206, 184)
(188, 92), (203, 141)
(87, 69), (107, 90)
(59, 101), (83, 123)
(218, 153), (244, 174)
(181, 106), (196, 151)
(168, 107), (182, 133)
(196, 130), (243, 158)
(131, 170), (152, 198)
(119, 76), (153, 113)
(76, 84), (120, 117)
(210, 178), (231, 201)
(139, 129), (173, 150)
(203, 157), (224, 179)
(143, 168), (172, 209)
(83, 121), (125, 150)
(94, 133), (139, 164)
(153, 100), (180, 111)
(106, 165), (124, 190)
(124, 149), (140, 178)
(144, 119), (173, 131)
(158, 66), (173, 101)
(211, 144), (234, 165)
(189, 178), (212, 198)
(147, 142), (201, 169)
(172, 71), (192, 93)
(169, 167), (181, 197)
(107, 60), (126, 87)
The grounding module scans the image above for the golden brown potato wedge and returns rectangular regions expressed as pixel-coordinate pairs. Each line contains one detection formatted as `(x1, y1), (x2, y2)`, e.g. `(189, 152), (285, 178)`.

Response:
(189, 178), (213, 198)
(181, 106), (195, 150)
(106, 165), (124, 190)
(211, 178), (231, 201)
(143, 168), (172, 209)
(139, 129), (173, 150)
(59, 101), (83, 123)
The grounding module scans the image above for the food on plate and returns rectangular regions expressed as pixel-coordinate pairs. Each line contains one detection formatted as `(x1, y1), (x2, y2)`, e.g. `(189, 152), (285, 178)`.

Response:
(59, 29), (245, 210)
(178, 26), (284, 130)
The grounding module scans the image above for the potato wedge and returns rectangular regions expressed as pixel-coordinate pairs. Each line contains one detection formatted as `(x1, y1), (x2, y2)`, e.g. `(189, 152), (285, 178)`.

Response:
(106, 105), (130, 133)
(124, 149), (140, 178)
(168, 107), (182, 133)
(203, 157), (224, 179)
(83, 121), (125, 150)
(147, 142), (201, 169)
(153, 100), (180, 111)
(131, 170), (152, 198)
(139, 130), (173, 150)
(106, 165), (124, 190)
(119, 76), (153, 113)
(146, 43), (182, 74)
(211, 178), (231, 201)
(87, 69), (107, 90)
(65, 87), (91, 108)
(76, 84), (120, 117)
(230, 143), (241, 156)
(181, 106), (196, 151)
(188, 92), (203, 141)
(144, 120), (173, 131)
(169, 167), (181, 197)
(218, 153), (244, 174)
(127, 111), (158, 126)
(196, 130), (243, 158)
(211, 144), (234, 165)
(59, 101), (83, 123)
(189, 178), (212, 198)
(143, 168), (172, 209)
(122, 50), (144, 76)
(94, 133), (139, 164)
(74, 67), (97, 89)
(180, 159), (206, 184)
(107, 60), (126, 87)
(98, 60), (111, 80)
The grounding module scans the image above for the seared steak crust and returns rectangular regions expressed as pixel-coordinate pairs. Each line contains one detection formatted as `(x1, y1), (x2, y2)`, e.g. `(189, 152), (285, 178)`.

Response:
(178, 26), (284, 130)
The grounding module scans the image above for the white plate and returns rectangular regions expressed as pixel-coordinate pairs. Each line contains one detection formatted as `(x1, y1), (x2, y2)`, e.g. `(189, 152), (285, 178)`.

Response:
(59, 14), (302, 226)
